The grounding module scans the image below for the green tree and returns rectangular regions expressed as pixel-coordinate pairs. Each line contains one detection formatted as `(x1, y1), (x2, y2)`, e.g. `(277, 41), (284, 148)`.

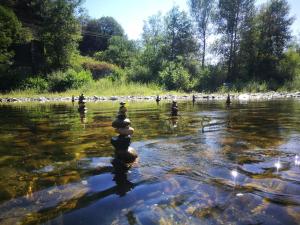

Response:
(1, 0), (44, 23)
(189, 0), (215, 68)
(164, 6), (198, 61)
(95, 36), (137, 68)
(215, 0), (255, 82)
(80, 17), (124, 55)
(139, 13), (165, 81)
(0, 5), (23, 72)
(142, 13), (164, 46)
(237, 0), (258, 81)
(279, 48), (300, 81)
(133, 8), (199, 85)
(1, 0), (79, 74)
(256, 0), (293, 83)
(159, 61), (192, 91)
(40, 0), (82, 71)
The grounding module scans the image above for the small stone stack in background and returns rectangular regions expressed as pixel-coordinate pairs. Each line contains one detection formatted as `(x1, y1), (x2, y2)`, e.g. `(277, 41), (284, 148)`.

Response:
(226, 93), (231, 106)
(111, 102), (137, 163)
(171, 100), (178, 116)
(78, 93), (87, 123)
(78, 93), (86, 112)
(156, 95), (161, 104)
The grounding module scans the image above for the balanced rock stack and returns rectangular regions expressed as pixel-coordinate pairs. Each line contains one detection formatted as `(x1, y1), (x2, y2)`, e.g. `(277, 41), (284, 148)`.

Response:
(226, 93), (231, 106)
(111, 102), (137, 163)
(156, 95), (161, 104)
(171, 100), (178, 116)
(78, 93), (86, 112)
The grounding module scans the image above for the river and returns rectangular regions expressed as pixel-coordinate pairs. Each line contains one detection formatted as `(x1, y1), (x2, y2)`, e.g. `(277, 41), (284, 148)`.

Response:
(0, 100), (299, 224)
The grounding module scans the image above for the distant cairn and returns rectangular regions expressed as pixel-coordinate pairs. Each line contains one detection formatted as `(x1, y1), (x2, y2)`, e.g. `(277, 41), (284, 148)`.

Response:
(171, 100), (178, 116)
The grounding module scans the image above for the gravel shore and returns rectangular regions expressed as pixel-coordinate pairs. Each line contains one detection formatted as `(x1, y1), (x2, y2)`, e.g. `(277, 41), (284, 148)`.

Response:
(1, 92), (300, 103)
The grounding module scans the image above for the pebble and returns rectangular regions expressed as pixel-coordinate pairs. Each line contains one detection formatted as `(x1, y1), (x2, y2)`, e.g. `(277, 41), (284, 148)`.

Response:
(81, 180), (88, 185)
(109, 96), (118, 100)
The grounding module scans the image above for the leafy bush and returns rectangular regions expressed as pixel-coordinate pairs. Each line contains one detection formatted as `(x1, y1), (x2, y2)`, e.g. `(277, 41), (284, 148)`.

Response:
(280, 74), (300, 91)
(82, 61), (115, 79)
(94, 36), (137, 68)
(239, 80), (268, 92)
(70, 54), (116, 79)
(159, 61), (192, 91)
(48, 69), (92, 92)
(109, 67), (126, 82)
(21, 77), (48, 93)
(194, 67), (212, 92)
(127, 64), (153, 83)
(0, 66), (32, 91)
(278, 49), (300, 82)
(215, 80), (268, 93)
(193, 65), (228, 92)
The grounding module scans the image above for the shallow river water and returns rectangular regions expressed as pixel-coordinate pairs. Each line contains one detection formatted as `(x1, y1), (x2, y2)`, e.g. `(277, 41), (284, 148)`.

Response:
(0, 100), (300, 225)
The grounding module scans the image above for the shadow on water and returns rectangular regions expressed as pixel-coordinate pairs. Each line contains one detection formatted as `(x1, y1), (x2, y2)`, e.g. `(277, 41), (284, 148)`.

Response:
(0, 100), (300, 224)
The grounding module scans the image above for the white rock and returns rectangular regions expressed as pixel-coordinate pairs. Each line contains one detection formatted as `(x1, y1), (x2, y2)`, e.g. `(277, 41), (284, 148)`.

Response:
(238, 94), (250, 101)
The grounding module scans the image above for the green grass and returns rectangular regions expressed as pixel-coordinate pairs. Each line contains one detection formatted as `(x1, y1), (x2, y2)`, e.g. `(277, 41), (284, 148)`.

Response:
(217, 80), (269, 93)
(0, 78), (181, 98)
(4, 77), (298, 99)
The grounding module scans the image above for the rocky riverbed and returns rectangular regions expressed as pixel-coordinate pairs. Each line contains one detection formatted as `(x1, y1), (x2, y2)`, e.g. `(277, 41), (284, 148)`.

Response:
(1, 92), (300, 103)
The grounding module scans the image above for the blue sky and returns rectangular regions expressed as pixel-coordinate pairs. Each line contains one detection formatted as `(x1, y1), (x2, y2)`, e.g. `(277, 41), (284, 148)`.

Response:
(83, 0), (300, 40)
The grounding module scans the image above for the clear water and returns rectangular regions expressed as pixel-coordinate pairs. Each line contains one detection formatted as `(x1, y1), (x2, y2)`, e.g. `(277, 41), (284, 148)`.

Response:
(0, 100), (300, 225)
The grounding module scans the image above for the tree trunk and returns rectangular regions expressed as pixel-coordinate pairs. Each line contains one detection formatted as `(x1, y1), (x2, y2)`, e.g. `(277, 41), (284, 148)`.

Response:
(232, 1), (241, 81)
(228, 32), (234, 82)
(202, 30), (206, 68)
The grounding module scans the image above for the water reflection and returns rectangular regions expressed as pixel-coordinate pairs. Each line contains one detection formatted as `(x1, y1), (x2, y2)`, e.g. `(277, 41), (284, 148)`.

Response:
(111, 158), (134, 197)
(0, 100), (300, 224)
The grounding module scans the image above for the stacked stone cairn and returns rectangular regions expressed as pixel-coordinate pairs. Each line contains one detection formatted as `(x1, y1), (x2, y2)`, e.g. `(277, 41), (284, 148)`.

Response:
(171, 100), (178, 116)
(111, 102), (137, 164)
(156, 95), (161, 104)
(226, 93), (231, 106)
(78, 93), (86, 112)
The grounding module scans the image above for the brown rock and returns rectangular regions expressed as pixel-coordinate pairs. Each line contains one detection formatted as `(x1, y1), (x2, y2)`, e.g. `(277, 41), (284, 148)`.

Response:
(115, 147), (137, 163)
(112, 118), (131, 128)
(116, 127), (134, 136)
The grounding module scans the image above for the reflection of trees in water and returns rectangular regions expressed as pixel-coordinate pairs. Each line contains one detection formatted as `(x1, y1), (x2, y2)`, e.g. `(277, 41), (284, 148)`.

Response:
(0, 104), (87, 201)
(0, 102), (141, 213)
(111, 158), (135, 197)
(224, 101), (292, 149)
(0, 157), (140, 225)
(33, 160), (136, 224)
(218, 100), (300, 166)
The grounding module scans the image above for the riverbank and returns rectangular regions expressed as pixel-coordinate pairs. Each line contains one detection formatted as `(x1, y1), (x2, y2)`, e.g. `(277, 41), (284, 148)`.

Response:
(1, 92), (300, 103)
